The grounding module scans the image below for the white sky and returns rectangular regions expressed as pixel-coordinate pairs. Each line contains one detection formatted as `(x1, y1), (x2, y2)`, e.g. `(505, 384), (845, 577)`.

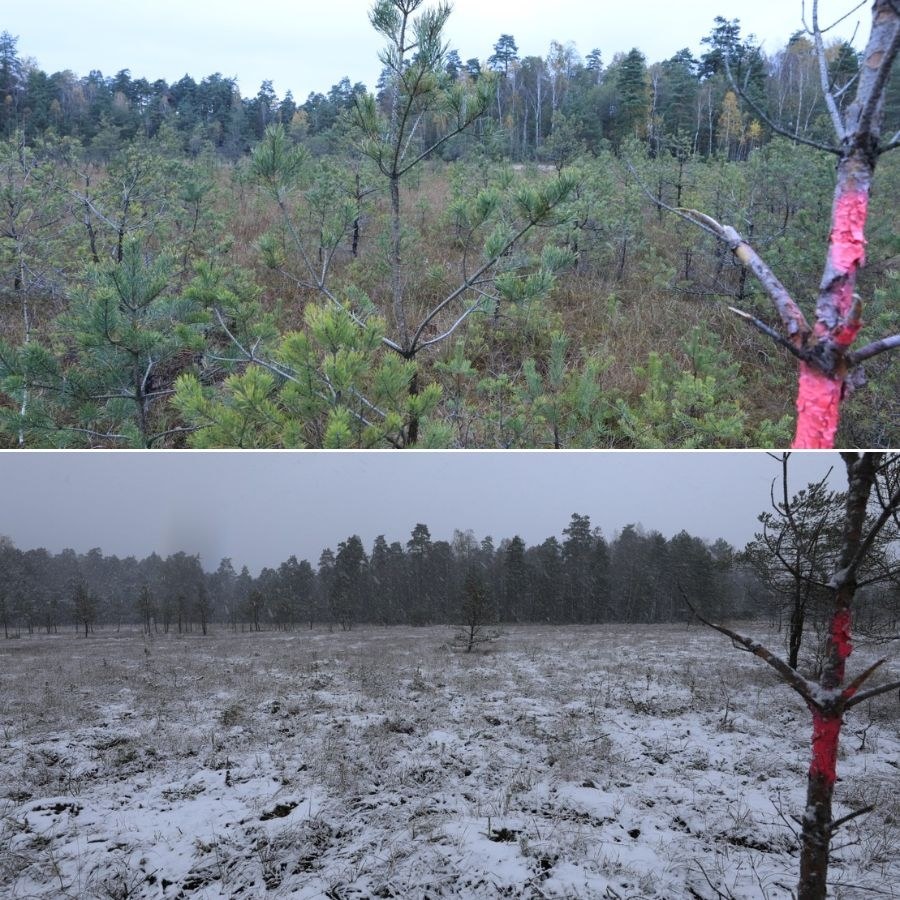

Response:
(0, 451), (844, 574)
(6, 1), (867, 100)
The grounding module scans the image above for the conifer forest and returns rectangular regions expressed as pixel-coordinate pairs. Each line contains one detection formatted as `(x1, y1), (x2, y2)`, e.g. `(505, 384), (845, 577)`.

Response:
(0, 0), (898, 448)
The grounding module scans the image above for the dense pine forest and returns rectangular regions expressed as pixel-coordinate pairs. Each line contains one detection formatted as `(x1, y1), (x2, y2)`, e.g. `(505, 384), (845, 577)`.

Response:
(2, 477), (898, 638)
(1, 7), (898, 447)
(0, 515), (745, 635)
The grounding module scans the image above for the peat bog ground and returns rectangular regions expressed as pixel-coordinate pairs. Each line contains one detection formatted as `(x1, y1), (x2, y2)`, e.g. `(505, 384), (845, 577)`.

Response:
(1, 625), (897, 898)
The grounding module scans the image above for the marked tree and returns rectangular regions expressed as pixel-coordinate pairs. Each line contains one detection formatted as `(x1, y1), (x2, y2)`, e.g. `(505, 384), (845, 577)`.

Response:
(657, 1), (900, 447)
(686, 452), (900, 900)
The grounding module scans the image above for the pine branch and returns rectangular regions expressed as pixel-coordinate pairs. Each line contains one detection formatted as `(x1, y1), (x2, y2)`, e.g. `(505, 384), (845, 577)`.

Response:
(409, 219), (536, 351)
(803, 0), (867, 34)
(626, 157), (811, 343)
(728, 306), (807, 360)
(146, 425), (198, 445)
(675, 207), (809, 341)
(419, 297), (489, 349)
(210, 308), (392, 440)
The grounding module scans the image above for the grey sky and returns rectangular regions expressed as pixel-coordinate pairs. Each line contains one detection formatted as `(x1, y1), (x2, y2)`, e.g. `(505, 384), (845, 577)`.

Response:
(0, 452), (843, 574)
(6, 1), (865, 101)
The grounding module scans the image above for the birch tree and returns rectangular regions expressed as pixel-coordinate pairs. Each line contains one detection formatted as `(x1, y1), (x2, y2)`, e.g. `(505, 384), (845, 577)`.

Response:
(0, 133), (66, 445)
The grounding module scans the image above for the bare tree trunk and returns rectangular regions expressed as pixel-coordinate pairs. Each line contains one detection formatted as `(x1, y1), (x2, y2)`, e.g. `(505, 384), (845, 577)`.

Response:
(686, 452), (900, 900)
(389, 174), (409, 350)
(788, 579), (805, 670)
(797, 454), (876, 898)
(352, 171), (362, 258)
(406, 367), (420, 446)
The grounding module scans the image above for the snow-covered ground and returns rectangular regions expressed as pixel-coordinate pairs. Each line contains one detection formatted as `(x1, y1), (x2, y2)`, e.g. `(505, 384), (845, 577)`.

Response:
(0, 625), (897, 899)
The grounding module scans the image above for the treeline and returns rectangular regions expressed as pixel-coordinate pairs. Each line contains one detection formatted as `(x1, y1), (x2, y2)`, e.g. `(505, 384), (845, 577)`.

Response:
(0, 515), (755, 637)
(1, 19), (893, 161)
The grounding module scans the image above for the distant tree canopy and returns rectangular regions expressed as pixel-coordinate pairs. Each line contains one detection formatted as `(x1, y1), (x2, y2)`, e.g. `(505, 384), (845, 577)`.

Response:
(0, 15), (887, 160)
(0, 514), (748, 636)
(3, 497), (897, 639)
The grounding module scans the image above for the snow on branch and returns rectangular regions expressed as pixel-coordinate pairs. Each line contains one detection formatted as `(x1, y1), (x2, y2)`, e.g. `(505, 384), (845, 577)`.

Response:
(679, 587), (819, 707)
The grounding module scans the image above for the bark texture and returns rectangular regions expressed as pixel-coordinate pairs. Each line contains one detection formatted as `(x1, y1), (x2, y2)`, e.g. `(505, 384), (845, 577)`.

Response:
(797, 455), (877, 899)
(687, 453), (900, 900)
(683, 2), (900, 447)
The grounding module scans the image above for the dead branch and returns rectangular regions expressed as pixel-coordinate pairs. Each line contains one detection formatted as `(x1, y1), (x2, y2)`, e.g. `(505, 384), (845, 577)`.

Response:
(837, 482), (900, 586)
(829, 804), (875, 832)
(848, 333), (900, 364)
(679, 587), (818, 706)
(728, 306), (806, 360)
(841, 658), (886, 700)
(808, 0), (850, 140)
(844, 678), (900, 708)
(673, 208), (810, 340)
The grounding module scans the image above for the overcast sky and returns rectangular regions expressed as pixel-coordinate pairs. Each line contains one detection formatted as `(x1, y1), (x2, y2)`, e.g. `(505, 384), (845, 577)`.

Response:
(6, 1), (866, 101)
(0, 452), (844, 573)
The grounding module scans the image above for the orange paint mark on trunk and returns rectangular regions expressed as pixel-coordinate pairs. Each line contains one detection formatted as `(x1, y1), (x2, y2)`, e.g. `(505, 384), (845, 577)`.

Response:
(831, 608), (853, 662)
(830, 191), (868, 274)
(810, 709), (841, 786)
(831, 283), (862, 347)
(793, 363), (842, 449)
